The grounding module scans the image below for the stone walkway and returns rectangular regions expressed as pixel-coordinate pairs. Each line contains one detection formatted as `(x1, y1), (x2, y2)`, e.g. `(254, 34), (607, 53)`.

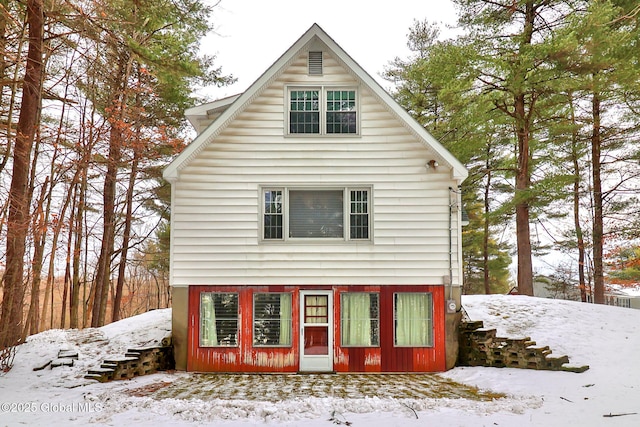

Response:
(149, 373), (504, 402)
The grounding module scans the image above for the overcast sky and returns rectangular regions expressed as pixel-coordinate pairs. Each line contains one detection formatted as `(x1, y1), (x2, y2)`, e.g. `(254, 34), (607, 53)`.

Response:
(199, 0), (458, 99)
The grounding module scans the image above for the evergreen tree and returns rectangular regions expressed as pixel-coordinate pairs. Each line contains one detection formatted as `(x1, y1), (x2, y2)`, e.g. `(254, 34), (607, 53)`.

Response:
(546, 0), (640, 303)
(384, 20), (514, 295)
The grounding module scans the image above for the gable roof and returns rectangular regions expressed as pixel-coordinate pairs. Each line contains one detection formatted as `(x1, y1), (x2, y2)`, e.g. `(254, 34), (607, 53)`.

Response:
(163, 23), (468, 183)
(184, 94), (241, 132)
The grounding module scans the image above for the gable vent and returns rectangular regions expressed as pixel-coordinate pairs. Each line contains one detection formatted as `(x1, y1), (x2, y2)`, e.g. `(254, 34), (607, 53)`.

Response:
(308, 51), (323, 75)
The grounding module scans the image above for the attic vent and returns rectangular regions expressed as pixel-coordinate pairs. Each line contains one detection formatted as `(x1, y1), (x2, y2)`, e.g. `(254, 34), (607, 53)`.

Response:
(308, 51), (323, 75)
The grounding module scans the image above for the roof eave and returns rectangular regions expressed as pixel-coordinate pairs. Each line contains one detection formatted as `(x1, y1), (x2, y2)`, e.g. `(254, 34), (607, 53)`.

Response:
(164, 23), (468, 184)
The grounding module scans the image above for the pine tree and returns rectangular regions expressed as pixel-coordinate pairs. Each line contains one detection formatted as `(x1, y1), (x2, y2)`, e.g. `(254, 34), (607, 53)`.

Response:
(384, 20), (514, 294)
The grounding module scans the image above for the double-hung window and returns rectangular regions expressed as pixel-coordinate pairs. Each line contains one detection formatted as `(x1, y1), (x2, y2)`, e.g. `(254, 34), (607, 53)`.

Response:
(200, 292), (239, 347)
(394, 293), (433, 347)
(288, 87), (358, 135)
(262, 187), (371, 241)
(340, 293), (380, 347)
(253, 293), (293, 346)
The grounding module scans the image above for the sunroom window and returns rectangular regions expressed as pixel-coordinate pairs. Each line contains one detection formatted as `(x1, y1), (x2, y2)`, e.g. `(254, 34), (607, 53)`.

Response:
(394, 293), (433, 347)
(288, 87), (358, 135)
(253, 293), (292, 346)
(200, 293), (239, 347)
(341, 293), (380, 347)
(262, 187), (371, 241)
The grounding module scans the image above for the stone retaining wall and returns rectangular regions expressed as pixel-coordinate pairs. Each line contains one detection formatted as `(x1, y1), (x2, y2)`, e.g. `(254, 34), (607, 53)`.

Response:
(458, 320), (589, 373)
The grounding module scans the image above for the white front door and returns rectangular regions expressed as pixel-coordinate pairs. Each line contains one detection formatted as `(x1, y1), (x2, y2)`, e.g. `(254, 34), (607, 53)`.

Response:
(299, 290), (333, 372)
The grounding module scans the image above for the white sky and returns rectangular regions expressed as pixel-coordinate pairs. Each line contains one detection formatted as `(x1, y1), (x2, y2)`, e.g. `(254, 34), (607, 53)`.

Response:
(199, 0), (458, 99)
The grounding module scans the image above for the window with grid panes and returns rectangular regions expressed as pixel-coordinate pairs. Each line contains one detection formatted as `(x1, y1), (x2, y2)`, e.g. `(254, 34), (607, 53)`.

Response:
(287, 87), (357, 135)
(263, 190), (283, 239)
(349, 190), (369, 239)
(326, 90), (356, 134)
(289, 90), (319, 134)
(262, 187), (370, 241)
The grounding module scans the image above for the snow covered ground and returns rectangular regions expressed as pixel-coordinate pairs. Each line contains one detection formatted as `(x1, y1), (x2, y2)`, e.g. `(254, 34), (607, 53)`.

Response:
(1, 295), (639, 426)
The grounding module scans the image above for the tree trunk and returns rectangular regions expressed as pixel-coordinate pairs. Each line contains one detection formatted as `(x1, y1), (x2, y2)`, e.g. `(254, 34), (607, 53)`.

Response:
(112, 153), (140, 322)
(483, 150), (492, 295)
(70, 161), (88, 328)
(514, 92), (534, 296)
(0, 0), (22, 176)
(513, 1), (536, 296)
(91, 128), (120, 326)
(91, 53), (131, 327)
(23, 177), (49, 338)
(591, 90), (605, 304)
(1, 0), (44, 349)
(568, 93), (587, 302)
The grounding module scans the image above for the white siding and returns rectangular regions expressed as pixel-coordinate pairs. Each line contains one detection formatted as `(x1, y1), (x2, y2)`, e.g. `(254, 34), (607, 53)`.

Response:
(171, 52), (463, 286)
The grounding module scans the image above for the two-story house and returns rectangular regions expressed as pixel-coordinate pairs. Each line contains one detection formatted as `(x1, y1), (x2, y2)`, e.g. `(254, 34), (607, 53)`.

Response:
(163, 24), (468, 373)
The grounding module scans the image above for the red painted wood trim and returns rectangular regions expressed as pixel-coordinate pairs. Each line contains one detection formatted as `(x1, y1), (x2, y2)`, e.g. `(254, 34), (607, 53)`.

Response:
(186, 285), (446, 373)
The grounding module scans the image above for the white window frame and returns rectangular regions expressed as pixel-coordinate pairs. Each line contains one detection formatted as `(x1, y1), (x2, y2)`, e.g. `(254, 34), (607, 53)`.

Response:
(286, 85), (360, 136)
(260, 186), (372, 243)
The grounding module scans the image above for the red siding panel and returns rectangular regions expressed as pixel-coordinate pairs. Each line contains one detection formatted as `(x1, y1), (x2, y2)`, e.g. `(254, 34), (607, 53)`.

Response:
(186, 284), (446, 373)
(187, 285), (299, 373)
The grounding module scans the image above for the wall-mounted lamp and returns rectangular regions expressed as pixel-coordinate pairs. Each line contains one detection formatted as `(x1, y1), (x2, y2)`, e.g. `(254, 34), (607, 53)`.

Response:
(426, 159), (439, 170)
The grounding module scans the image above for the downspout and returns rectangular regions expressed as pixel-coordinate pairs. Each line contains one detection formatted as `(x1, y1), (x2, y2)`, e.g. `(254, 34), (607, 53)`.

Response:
(447, 186), (467, 304)
(448, 187), (454, 301)
(445, 185), (462, 371)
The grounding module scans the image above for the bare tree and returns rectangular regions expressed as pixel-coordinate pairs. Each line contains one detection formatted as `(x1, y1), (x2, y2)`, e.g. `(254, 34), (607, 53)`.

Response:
(1, 0), (44, 349)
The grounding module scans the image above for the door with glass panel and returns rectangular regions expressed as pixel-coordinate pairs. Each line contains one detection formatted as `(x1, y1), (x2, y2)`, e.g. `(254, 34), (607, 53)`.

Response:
(299, 290), (333, 372)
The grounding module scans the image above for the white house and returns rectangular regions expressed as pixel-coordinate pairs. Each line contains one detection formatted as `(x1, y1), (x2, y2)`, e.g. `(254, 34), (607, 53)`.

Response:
(163, 24), (468, 373)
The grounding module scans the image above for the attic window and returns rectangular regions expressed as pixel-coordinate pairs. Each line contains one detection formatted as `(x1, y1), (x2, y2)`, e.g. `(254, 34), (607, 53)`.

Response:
(308, 51), (323, 75)
(288, 86), (358, 135)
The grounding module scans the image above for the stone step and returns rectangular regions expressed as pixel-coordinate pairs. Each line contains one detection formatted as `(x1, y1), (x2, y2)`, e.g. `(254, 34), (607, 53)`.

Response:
(84, 345), (175, 383)
(84, 373), (108, 382)
(458, 317), (590, 374)
(51, 358), (74, 368)
(58, 349), (79, 359)
(103, 357), (139, 364)
(87, 368), (114, 374)
(100, 362), (118, 369)
(460, 320), (484, 331)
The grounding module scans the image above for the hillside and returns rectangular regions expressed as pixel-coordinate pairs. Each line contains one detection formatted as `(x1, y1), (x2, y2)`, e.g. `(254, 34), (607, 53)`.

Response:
(0, 296), (638, 426)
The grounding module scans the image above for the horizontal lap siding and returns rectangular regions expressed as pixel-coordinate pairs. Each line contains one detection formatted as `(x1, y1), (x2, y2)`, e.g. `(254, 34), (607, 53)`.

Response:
(171, 52), (462, 288)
